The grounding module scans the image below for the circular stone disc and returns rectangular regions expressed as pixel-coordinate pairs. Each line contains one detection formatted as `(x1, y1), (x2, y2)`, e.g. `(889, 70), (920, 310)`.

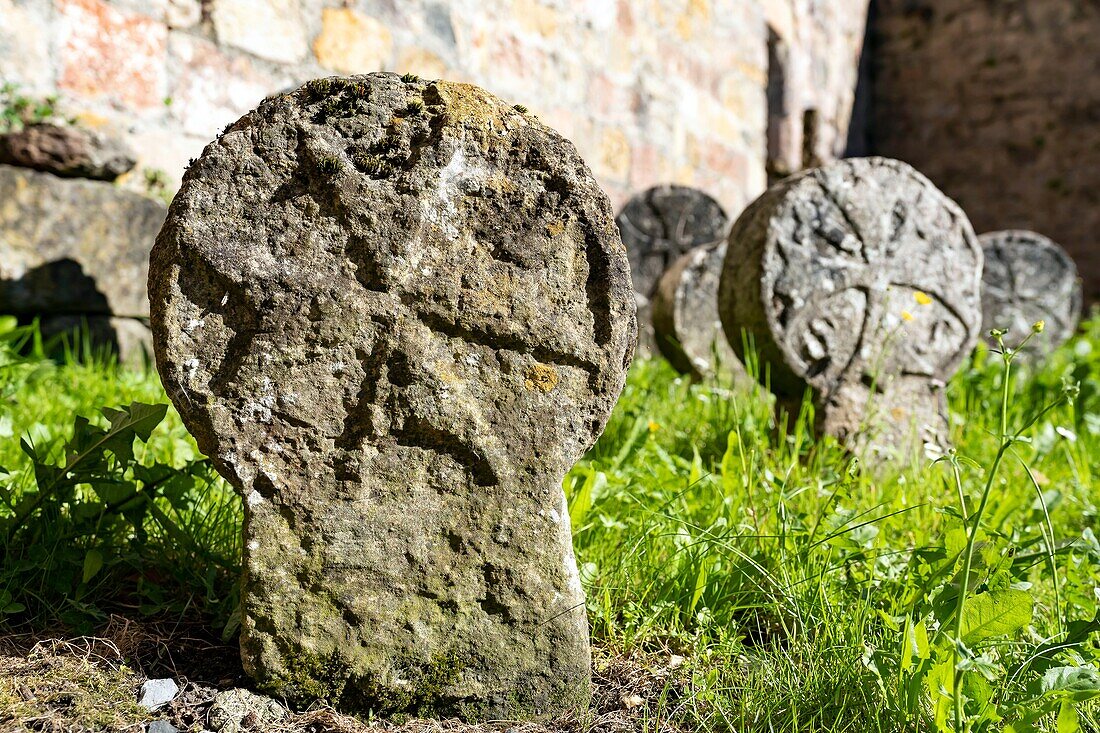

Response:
(149, 73), (636, 719)
(719, 157), (982, 449)
(651, 242), (742, 379)
(979, 230), (1082, 360)
(616, 184), (729, 299)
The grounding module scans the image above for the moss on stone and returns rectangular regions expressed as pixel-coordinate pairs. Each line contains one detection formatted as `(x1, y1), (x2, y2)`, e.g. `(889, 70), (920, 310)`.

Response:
(267, 646), (472, 718)
(317, 156), (342, 175)
(260, 649), (353, 707)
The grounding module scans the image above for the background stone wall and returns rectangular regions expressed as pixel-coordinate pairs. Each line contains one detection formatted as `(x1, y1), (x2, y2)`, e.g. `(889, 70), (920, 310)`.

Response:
(869, 0), (1100, 302)
(0, 0), (868, 217)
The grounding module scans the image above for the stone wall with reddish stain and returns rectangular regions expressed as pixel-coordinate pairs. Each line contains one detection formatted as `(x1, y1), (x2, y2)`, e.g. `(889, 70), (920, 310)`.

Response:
(0, 0), (868, 218)
(870, 0), (1100, 302)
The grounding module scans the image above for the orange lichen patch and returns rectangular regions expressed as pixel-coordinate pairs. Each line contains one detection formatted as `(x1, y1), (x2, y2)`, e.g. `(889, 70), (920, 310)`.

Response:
(546, 221), (566, 237)
(524, 364), (559, 392)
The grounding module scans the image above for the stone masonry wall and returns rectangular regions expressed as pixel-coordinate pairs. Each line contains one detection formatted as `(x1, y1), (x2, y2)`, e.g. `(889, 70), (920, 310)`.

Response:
(0, 0), (867, 218)
(870, 0), (1100, 303)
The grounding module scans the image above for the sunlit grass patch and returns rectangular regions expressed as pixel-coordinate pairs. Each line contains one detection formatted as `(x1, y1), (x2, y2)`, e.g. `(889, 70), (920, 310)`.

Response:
(0, 314), (1098, 731)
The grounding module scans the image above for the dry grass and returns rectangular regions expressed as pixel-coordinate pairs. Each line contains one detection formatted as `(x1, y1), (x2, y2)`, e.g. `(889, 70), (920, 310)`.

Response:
(0, 637), (150, 732)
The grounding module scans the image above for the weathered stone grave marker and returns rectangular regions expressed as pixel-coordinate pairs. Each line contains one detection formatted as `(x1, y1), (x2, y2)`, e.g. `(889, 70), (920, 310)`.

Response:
(979, 230), (1082, 361)
(616, 185), (728, 353)
(149, 73), (636, 719)
(651, 241), (744, 380)
(718, 157), (983, 458)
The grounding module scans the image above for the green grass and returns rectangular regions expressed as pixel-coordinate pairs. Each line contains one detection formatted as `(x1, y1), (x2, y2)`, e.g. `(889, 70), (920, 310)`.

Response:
(2, 316), (1100, 731)
(0, 322), (240, 631)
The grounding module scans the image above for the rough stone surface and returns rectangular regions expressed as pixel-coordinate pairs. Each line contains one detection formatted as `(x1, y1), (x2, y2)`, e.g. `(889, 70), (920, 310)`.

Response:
(651, 242), (744, 380)
(0, 164), (164, 360)
(145, 722), (179, 733)
(616, 185), (729, 354)
(207, 688), (287, 733)
(764, 0), (871, 179)
(719, 157), (982, 458)
(164, 0), (202, 29)
(0, 124), (137, 181)
(149, 73), (635, 720)
(0, 0), (52, 90)
(979, 230), (1082, 361)
(0, 164), (164, 318)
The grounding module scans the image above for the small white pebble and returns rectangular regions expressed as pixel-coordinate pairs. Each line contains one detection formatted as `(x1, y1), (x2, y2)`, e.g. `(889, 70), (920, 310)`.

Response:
(138, 679), (179, 710)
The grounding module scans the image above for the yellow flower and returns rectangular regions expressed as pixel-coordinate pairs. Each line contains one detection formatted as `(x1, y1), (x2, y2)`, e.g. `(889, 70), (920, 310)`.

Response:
(1032, 320), (1045, 333)
(901, 310), (914, 322)
(914, 291), (932, 306)
(647, 420), (660, 433)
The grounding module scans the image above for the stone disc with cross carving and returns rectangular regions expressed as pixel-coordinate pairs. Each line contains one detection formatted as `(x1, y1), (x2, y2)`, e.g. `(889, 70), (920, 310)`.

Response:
(149, 73), (636, 720)
(979, 230), (1082, 361)
(718, 157), (983, 458)
(651, 241), (745, 380)
(617, 184), (730, 298)
(616, 185), (729, 353)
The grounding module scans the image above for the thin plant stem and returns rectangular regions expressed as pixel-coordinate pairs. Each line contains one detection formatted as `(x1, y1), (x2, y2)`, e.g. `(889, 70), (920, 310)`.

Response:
(952, 335), (1015, 732)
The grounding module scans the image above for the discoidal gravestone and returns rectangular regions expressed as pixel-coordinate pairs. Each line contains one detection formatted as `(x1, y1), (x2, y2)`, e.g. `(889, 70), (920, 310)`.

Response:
(979, 230), (1082, 361)
(616, 185), (729, 353)
(719, 157), (982, 459)
(149, 73), (636, 719)
(651, 241), (743, 380)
